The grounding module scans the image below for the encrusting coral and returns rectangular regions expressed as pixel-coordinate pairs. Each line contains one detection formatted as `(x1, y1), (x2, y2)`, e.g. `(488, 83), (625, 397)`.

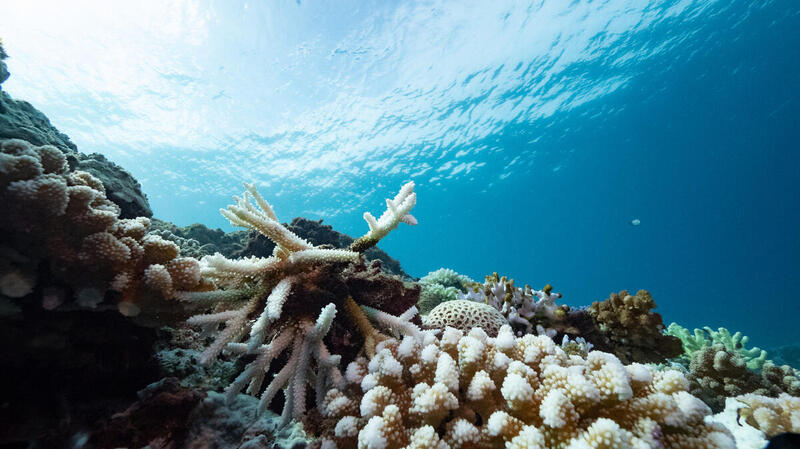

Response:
(177, 181), (422, 425)
(587, 290), (683, 364)
(316, 324), (735, 449)
(0, 138), (205, 315)
(667, 323), (768, 370)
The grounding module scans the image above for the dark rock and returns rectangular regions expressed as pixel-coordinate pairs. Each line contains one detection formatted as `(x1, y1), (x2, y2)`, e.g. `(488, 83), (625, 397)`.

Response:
(0, 90), (77, 151)
(0, 305), (160, 446)
(71, 152), (152, 218)
(149, 218), (247, 258)
(89, 377), (205, 449)
(0, 45), (152, 218)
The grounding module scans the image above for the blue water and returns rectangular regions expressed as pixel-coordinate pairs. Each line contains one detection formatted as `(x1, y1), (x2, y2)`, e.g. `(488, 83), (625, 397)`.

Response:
(1, 0), (798, 347)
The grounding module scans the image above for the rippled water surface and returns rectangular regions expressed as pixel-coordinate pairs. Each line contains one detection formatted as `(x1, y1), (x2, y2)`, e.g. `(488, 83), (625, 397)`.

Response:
(2, 0), (799, 346)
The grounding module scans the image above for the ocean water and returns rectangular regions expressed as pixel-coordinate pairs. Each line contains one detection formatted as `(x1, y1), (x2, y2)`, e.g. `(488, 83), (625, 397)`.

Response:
(1, 0), (798, 348)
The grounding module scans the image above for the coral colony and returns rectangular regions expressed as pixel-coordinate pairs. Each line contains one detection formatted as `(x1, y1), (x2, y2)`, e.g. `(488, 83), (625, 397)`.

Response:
(175, 181), (420, 424)
(3, 137), (800, 449)
(1, 38), (798, 449)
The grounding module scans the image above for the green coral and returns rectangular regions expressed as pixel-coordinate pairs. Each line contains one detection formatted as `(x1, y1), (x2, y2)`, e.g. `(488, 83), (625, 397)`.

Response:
(667, 322), (768, 370)
(0, 37), (6, 60)
(417, 268), (475, 314)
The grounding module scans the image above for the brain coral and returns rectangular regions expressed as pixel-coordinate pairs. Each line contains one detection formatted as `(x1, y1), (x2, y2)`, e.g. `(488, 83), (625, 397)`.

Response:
(424, 299), (507, 337)
(316, 325), (735, 449)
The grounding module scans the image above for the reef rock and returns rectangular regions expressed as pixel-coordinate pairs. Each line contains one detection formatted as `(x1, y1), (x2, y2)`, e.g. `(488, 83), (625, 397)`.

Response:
(0, 45), (151, 218)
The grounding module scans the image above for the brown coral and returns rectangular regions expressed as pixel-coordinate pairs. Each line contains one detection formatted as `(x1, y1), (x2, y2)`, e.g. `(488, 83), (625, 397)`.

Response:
(0, 138), (204, 317)
(587, 289), (683, 364)
(688, 344), (800, 412)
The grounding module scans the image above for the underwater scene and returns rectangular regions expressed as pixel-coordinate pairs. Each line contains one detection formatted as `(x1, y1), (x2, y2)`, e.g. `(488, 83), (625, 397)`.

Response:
(1, 0), (799, 448)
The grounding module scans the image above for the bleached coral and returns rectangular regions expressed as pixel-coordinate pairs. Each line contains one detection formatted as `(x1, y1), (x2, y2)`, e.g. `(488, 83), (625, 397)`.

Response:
(423, 300), (507, 337)
(320, 324), (734, 449)
(179, 181), (420, 425)
(458, 273), (567, 337)
(733, 393), (800, 438)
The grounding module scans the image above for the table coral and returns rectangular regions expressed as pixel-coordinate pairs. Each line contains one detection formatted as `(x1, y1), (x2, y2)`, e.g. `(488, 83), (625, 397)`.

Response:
(317, 325), (734, 449)
(177, 181), (421, 425)
(587, 290), (683, 364)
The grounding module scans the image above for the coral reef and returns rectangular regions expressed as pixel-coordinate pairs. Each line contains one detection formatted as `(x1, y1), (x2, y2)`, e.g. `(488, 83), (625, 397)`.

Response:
(417, 268), (475, 314)
(178, 181), (420, 424)
(0, 49), (151, 217)
(734, 393), (800, 438)
(667, 323), (768, 370)
(0, 138), (204, 316)
(687, 344), (800, 412)
(149, 218), (248, 258)
(317, 325), (734, 449)
(89, 377), (310, 448)
(0, 38), (8, 84)
(458, 273), (571, 338)
(587, 290), (683, 364)
(234, 217), (410, 278)
(423, 299), (507, 336)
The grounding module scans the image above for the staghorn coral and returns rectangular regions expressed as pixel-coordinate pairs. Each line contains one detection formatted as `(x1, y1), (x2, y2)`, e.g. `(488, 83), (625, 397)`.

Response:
(458, 272), (571, 338)
(417, 268), (475, 314)
(666, 323), (768, 371)
(0, 138), (205, 315)
(317, 325), (735, 449)
(178, 181), (421, 425)
(587, 290), (683, 364)
(687, 344), (800, 412)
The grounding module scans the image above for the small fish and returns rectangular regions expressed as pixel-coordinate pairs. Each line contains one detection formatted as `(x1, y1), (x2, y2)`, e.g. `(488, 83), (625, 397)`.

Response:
(629, 218), (641, 226)
(766, 433), (800, 449)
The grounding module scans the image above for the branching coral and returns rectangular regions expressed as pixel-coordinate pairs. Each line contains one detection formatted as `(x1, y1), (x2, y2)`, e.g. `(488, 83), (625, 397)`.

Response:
(587, 290), (683, 364)
(666, 323), (768, 370)
(417, 268), (475, 314)
(734, 393), (800, 439)
(178, 181), (421, 425)
(0, 138), (204, 315)
(317, 325), (735, 449)
(687, 344), (800, 412)
(458, 273), (570, 337)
